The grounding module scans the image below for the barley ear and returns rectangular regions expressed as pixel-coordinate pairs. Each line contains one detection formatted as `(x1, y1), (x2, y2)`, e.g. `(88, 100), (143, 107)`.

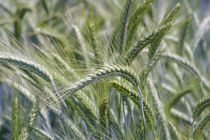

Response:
(141, 49), (161, 82)
(168, 121), (180, 140)
(73, 25), (89, 66)
(170, 108), (193, 124)
(161, 53), (210, 89)
(126, 0), (155, 50)
(148, 3), (181, 59)
(117, 0), (133, 53)
(11, 90), (20, 140)
(192, 96), (210, 120)
(125, 23), (171, 65)
(62, 65), (141, 97)
(192, 113), (210, 138)
(0, 54), (70, 116)
(19, 97), (40, 140)
(110, 80), (155, 130)
(73, 91), (99, 123)
(32, 127), (54, 140)
(86, 23), (101, 63)
(148, 78), (171, 139)
(167, 88), (192, 111)
(0, 54), (51, 82)
(99, 98), (108, 131)
(60, 65), (146, 131)
(160, 3), (181, 26)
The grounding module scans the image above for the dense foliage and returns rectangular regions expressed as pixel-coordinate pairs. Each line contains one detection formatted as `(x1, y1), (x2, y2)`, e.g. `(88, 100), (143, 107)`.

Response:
(0, 0), (209, 139)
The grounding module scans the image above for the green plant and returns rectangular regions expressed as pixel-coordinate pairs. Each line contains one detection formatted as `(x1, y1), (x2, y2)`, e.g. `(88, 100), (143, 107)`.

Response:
(0, 0), (209, 139)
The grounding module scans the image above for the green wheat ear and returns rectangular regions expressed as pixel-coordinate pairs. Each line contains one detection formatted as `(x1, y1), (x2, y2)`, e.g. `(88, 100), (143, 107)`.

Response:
(125, 3), (181, 65)
(192, 113), (210, 138)
(11, 91), (20, 140)
(148, 78), (171, 139)
(160, 3), (181, 26)
(32, 127), (54, 140)
(86, 23), (101, 64)
(192, 96), (210, 120)
(62, 65), (141, 96)
(99, 98), (108, 131)
(109, 0), (133, 56)
(168, 121), (180, 140)
(59, 65), (146, 129)
(117, 0), (133, 53)
(19, 97), (39, 140)
(148, 3), (181, 60)
(170, 108), (193, 124)
(141, 48), (162, 83)
(72, 25), (89, 67)
(0, 54), (51, 82)
(2, 79), (35, 102)
(73, 90), (99, 122)
(0, 54), (70, 116)
(110, 80), (155, 130)
(126, 0), (156, 50)
(125, 23), (170, 64)
(167, 88), (192, 111)
(161, 53), (210, 89)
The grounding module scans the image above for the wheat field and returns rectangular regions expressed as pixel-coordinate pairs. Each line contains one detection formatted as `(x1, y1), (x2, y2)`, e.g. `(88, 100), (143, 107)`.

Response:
(0, 0), (209, 139)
